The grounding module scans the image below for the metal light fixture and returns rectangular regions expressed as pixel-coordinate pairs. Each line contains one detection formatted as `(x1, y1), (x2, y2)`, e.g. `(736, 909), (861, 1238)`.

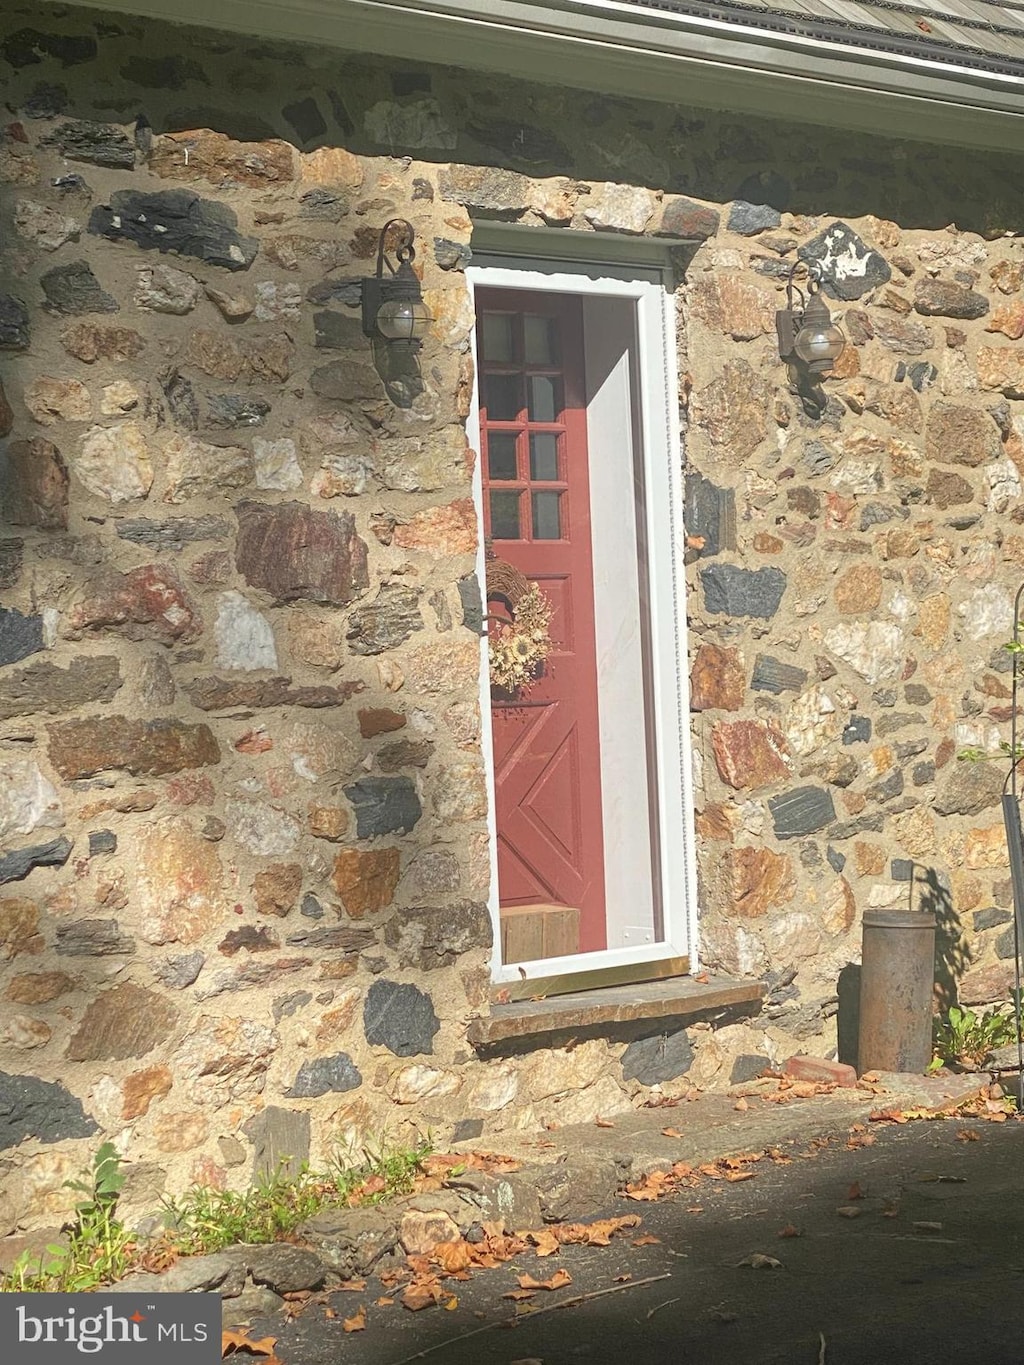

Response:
(361, 219), (432, 348)
(776, 260), (846, 377)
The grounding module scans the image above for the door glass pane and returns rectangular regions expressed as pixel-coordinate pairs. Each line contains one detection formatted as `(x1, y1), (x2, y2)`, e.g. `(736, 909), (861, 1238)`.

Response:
(524, 315), (556, 365)
(527, 375), (561, 423)
(481, 313), (515, 362)
(484, 373), (522, 421)
(529, 433), (559, 481)
(490, 490), (521, 539)
(531, 491), (562, 540)
(487, 433), (519, 481)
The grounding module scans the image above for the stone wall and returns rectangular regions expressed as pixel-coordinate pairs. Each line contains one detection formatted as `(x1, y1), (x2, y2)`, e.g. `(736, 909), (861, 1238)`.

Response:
(2, 1), (1024, 1235)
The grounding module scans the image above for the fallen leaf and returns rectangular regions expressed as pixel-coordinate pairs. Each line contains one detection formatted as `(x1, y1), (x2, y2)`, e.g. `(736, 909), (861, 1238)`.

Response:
(737, 1253), (782, 1269)
(733, 1098), (749, 1112)
(724, 1171), (756, 1183)
(661, 1127), (684, 1138)
(777, 1224), (802, 1239)
(956, 1128), (980, 1142)
(518, 1269), (572, 1292)
(342, 1307), (366, 1333)
(432, 1240), (472, 1274)
(693, 970), (710, 983)
(527, 1228), (561, 1256)
(847, 1182), (863, 1201)
(401, 1281), (443, 1312)
(632, 1234), (662, 1246)
(338, 1278), (367, 1291)
(614, 1273), (633, 1283)
(836, 1206), (861, 1219)
(502, 1288), (538, 1301)
(324, 1308), (336, 1321)
(847, 1132), (876, 1149)
(595, 1117), (615, 1128)
(913, 1221), (943, 1233)
(375, 1297), (394, 1307)
(443, 1295), (459, 1311)
(222, 1334), (277, 1359)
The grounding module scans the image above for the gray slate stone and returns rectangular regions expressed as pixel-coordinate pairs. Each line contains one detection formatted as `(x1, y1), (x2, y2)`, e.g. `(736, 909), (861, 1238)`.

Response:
(55, 918), (135, 955)
(826, 846), (846, 874)
(241, 1106), (310, 1182)
(730, 1053), (771, 1084)
(40, 261), (118, 315)
(799, 222), (891, 301)
(344, 775), (422, 837)
(433, 237), (472, 271)
(285, 1052), (362, 1098)
(272, 990), (313, 1023)
(307, 278), (362, 307)
(89, 189), (258, 271)
(231, 1243), (326, 1293)
(0, 608), (44, 667)
(974, 906), (1012, 932)
(221, 1287), (284, 1331)
(3, 29), (97, 68)
(298, 1207), (399, 1278)
(751, 654), (808, 695)
(685, 471), (736, 557)
(0, 540), (23, 591)
(110, 1253), (245, 1296)
(384, 900), (493, 969)
(700, 564), (786, 619)
(300, 893), (324, 920)
(160, 369), (198, 430)
(934, 760), (1005, 816)
(828, 812), (886, 839)
(0, 837), (73, 884)
(0, 295), (30, 350)
(364, 979), (439, 1057)
(769, 786), (836, 839)
(843, 716), (872, 745)
(621, 1028), (694, 1085)
(458, 575), (482, 633)
(727, 201), (782, 235)
(0, 657), (122, 722)
(43, 120), (135, 168)
(88, 831), (117, 855)
(208, 393), (271, 427)
(0, 1071), (98, 1149)
(313, 311), (364, 350)
(116, 516), (230, 550)
(347, 584), (423, 655)
(151, 950), (204, 989)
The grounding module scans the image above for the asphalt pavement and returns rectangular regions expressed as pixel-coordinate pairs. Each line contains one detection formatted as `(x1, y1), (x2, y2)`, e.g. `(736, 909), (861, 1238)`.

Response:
(255, 1114), (1024, 1365)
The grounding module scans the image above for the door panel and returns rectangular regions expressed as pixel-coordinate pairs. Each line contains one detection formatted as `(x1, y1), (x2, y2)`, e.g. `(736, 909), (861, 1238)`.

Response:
(477, 288), (607, 954)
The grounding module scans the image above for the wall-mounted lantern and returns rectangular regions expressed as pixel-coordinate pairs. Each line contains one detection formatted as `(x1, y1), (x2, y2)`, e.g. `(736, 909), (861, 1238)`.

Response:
(776, 260), (846, 378)
(361, 219), (432, 349)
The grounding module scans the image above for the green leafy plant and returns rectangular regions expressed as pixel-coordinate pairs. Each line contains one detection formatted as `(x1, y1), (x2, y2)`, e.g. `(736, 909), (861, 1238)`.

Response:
(1, 1133), (434, 1292)
(4, 1142), (137, 1293)
(933, 1003), (1019, 1070)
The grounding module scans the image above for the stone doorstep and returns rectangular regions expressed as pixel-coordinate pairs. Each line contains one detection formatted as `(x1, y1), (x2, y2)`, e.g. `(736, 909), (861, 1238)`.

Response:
(467, 974), (763, 1046)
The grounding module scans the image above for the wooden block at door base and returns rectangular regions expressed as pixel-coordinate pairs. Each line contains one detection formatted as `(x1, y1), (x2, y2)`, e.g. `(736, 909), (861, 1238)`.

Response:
(500, 902), (580, 964)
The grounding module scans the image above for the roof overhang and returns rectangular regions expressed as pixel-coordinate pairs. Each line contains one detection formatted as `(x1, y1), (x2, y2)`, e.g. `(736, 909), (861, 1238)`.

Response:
(60, 0), (1024, 152)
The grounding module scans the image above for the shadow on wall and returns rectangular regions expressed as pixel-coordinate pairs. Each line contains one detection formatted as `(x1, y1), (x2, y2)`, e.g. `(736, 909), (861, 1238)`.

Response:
(835, 863), (969, 1072)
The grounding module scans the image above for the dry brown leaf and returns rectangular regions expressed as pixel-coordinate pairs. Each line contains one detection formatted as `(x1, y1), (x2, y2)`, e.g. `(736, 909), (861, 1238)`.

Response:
(222, 1333), (278, 1359)
(527, 1228), (561, 1256)
(847, 1131), (876, 1149)
(693, 970), (710, 983)
(847, 1182), (863, 1201)
(661, 1127), (684, 1138)
(956, 1128), (980, 1142)
(725, 1171), (756, 1183)
(342, 1307), (366, 1333)
(375, 1297), (394, 1307)
(518, 1268), (572, 1292)
(401, 1281), (443, 1312)
(869, 1109), (907, 1124)
(324, 1308), (336, 1321)
(777, 1224), (802, 1238)
(432, 1240), (473, 1274)
(614, 1273), (633, 1283)
(502, 1288), (538, 1301)
(443, 1295), (459, 1311)
(632, 1234), (661, 1246)
(734, 1097), (749, 1112)
(595, 1117), (615, 1128)
(338, 1278), (367, 1291)
(836, 1206), (861, 1219)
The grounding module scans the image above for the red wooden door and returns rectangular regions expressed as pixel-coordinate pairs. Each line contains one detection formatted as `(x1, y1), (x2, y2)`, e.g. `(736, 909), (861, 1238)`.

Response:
(477, 289), (607, 954)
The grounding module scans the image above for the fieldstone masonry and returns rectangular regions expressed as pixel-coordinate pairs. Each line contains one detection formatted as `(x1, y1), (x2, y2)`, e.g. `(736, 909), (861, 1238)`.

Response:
(2, 0), (1024, 1234)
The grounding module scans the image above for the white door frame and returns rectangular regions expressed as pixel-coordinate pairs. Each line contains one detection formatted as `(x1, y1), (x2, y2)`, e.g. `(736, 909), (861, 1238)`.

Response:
(467, 256), (700, 986)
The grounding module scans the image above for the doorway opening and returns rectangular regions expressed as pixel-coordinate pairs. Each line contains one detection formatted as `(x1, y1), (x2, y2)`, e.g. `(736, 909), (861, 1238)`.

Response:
(469, 258), (696, 997)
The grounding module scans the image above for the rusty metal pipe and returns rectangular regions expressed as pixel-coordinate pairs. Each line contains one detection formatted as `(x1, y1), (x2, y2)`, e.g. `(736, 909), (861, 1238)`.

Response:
(858, 909), (936, 1075)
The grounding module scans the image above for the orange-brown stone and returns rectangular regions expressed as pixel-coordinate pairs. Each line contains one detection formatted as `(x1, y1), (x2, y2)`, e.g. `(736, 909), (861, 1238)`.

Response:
(393, 499), (477, 557)
(834, 563), (883, 615)
(150, 129), (296, 187)
(690, 644), (744, 712)
(253, 863), (303, 917)
(822, 876), (856, 935)
(309, 805), (350, 842)
(358, 708), (407, 738)
(48, 717), (219, 780)
(332, 847), (401, 917)
(2, 437), (69, 530)
(724, 847), (796, 918)
(6, 971), (73, 1003)
(695, 803), (737, 841)
(0, 899), (42, 959)
(711, 719), (790, 790)
(122, 1064), (172, 1120)
(854, 842), (886, 876)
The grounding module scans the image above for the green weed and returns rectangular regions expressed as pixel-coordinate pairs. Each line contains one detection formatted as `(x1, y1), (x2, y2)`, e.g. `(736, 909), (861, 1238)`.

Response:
(933, 1002), (1020, 1070)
